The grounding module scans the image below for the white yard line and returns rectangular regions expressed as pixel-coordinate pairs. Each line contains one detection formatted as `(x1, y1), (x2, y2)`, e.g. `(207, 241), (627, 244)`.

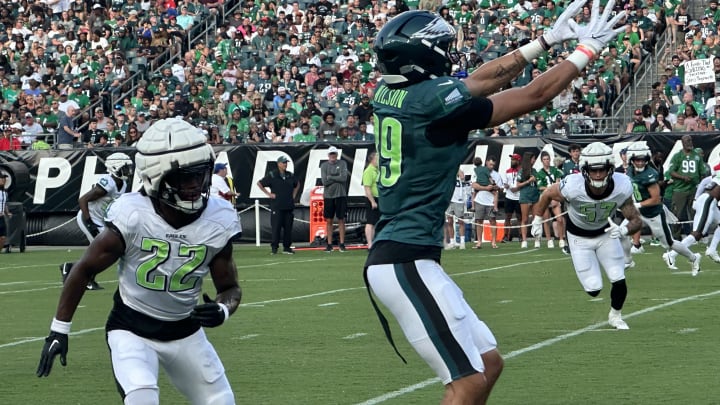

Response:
(354, 289), (720, 405)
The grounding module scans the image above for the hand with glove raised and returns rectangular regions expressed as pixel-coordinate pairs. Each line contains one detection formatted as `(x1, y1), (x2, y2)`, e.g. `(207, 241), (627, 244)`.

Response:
(605, 218), (629, 239)
(566, 0), (627, 71)
(531, 216), (544, 238)
(191, 293), (229, 328)
(542, 0), (587, 46)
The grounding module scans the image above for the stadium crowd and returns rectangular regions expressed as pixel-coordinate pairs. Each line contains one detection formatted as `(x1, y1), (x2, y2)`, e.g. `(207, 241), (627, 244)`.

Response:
(1, 0), (710, 151)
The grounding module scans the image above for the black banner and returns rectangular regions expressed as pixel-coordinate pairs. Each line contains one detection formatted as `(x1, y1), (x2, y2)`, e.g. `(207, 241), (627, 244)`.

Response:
(2, 133), (720, 214)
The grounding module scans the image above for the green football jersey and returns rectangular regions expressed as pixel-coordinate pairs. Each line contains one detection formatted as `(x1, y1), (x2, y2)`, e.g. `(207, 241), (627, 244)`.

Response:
(627, 165), (662, 217)
(370, 77), (481, 249)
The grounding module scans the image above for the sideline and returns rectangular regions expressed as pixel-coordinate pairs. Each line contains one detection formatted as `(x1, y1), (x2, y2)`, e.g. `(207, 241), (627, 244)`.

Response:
(354, 289), (720, 405)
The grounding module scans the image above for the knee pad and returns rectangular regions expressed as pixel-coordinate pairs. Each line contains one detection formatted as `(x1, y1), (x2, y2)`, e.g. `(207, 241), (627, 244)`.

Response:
(586, 290), (601, 297)
(124, 388), (160, 405)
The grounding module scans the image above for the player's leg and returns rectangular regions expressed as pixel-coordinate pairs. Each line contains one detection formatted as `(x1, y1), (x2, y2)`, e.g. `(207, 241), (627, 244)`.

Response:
(69, 211), (103, 289)
(542, 207), (553, 247)
(650, 212), (695, 261)
(706, 225), (720, 263)
(566, 232), (604, 294)
(366, 260), (502, 403)
(596, 234), (630, 329)
(159, 329), (234, 405)
(107, 329), (161, 405)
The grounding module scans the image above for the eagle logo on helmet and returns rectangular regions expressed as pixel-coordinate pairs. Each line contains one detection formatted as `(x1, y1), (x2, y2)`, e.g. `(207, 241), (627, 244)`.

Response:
(411, 17), (456, 39)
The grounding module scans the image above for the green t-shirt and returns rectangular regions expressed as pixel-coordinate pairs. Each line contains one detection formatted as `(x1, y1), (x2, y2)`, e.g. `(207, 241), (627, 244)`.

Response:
(667, 150), (707, 192)
(362, 164), (380, 198)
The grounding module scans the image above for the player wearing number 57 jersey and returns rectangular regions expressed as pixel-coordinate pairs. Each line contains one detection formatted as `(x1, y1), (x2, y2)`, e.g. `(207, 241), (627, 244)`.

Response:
(363, 2), (627, 402)
(532, 142), (642, 330)
(37, 119), (242, 405)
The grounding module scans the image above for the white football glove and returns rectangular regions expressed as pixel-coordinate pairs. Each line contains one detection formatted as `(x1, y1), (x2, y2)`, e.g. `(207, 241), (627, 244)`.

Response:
(542, 0), (586, 46)
(634, 202), (642, 210)
(605, 218), (629, 239)
(531, 216), (544, 238)
(568, 0), (627, 54)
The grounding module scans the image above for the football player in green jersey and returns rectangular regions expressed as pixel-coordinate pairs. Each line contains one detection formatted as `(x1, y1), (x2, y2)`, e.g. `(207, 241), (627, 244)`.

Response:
(623, 142), (700, 273)
(363, 2), (626, 403)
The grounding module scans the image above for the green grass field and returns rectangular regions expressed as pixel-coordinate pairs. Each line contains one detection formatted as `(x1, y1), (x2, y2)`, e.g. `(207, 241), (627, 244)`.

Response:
(2, 243), (720, 404)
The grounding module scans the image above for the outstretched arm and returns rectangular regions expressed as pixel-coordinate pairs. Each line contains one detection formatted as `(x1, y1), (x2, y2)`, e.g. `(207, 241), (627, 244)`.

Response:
(463, 0), (587, 97)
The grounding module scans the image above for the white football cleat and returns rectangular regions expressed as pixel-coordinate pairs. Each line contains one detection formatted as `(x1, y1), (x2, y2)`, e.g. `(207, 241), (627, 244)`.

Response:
(692, 253), (701, 277)
(608, 309), (630, 330)
(630, 245), (645, 254)
(624, 260), (635, 269)
(705, 249), (720, 263)
(662, 252), (678, 270)
(547, 239), (555, 248)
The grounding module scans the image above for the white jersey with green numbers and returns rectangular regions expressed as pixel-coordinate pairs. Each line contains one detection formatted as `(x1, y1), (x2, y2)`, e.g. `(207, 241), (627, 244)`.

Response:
(105, 193), (241, 321)
(560, 172), (633, 232)
(89, 174), (127, 227)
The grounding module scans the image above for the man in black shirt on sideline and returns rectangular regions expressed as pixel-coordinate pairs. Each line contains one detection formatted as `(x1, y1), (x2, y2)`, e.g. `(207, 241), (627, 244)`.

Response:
(257, 156), (300, 255)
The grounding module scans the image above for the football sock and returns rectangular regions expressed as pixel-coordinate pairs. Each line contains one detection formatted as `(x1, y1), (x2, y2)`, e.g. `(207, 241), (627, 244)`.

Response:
(610, 279), (627, 311)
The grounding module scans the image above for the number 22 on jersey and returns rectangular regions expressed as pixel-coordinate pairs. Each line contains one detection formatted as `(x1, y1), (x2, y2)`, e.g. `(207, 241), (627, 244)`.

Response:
(136, 238), (208, 292)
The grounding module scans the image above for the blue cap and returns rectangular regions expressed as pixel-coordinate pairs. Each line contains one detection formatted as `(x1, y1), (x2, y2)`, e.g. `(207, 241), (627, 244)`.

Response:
(214, 163), (227, 173)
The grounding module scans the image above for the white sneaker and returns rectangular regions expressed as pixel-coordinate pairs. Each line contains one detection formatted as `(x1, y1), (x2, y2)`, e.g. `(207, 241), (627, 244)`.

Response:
(444, 242), (455, 250)
(625, 260), (636, 269)
(521, 241), (528, 248)
(705, 249), (720, 263)
(630, 245), (645, 254)
(608, 309), (630, 330)
(534, 239), (541, 248)
(559, 240), (566, 249)
(662, 252), (678, 270)
(547, 239), (555, 248)
(692, 253), (701, 277)
(458, 241), (466, 250)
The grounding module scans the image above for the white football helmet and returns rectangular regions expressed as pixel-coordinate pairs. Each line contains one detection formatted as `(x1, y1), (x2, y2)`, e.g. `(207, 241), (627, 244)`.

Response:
(580, 142), (614, 188)
(105, 152), (133, 180)
(626, 141), (651, 172)
(135, 119), (215, 214)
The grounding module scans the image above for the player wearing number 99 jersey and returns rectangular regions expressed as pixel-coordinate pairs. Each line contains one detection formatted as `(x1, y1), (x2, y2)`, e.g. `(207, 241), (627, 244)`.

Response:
(363, 2), (628, 402)
(36, 119), (241, 405)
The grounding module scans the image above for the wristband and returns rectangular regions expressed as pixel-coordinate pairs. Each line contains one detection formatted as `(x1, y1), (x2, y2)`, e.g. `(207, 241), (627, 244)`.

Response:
(518, 39), (545, 63)
(51, 317), (72, 334)
(218, 303), (230, 321)
(538, 35), (550, 51)
(566, 46), (595, 72)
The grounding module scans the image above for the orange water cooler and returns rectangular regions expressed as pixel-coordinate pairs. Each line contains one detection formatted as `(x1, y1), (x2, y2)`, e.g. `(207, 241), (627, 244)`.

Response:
(309, 186), (326, 243)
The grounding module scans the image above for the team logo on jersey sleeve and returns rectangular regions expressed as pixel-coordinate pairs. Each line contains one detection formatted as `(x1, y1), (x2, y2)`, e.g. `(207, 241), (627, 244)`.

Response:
(443, 88), (463, 105)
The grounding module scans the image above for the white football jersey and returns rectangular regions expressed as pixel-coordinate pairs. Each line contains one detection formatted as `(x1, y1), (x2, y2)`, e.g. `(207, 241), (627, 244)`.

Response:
(89, 174), (127, 226)
(560, 172), (633, 232)
(105, 193), (241, 321)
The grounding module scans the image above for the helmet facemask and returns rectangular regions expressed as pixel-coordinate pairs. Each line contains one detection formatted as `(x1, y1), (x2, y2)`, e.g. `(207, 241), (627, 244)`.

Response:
(158, 162), (213, 214)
